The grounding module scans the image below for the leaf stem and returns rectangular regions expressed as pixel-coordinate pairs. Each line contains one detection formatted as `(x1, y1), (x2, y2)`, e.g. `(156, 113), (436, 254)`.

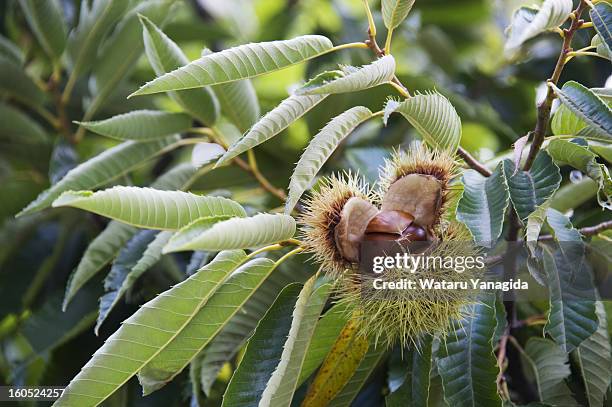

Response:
(274, 247), (304, 266)
(361, 0), (377, 37)
(329, 42), (370, 52)
(457, 147), (492, 177)
(522, 0), (588, 171)
(385, 28), (394, 54)
(388, 80), (410, 98)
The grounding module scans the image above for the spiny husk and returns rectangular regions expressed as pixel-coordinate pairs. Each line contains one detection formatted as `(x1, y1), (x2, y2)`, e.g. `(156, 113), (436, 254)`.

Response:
(335, 222), (482, 349)
(379, 144), (459, 228)
(299, 172), (377, 277)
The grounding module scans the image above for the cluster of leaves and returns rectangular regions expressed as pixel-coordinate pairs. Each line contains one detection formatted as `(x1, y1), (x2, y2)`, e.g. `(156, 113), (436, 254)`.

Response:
(0, 0), (610, 406)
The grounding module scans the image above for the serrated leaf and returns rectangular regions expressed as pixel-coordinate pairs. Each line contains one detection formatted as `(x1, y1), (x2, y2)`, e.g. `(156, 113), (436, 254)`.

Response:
(53, 250), (247, 407)
(573, 301), (611, 407)
(217, 93), (327, 166)
(295, 55), (395, 96)
(551, 81), (612, 141)
(63, 221), (137, 311)
(389, 91), (462, 152)
(137, 256), (280, 394)
(87, 0), (174, 119)
(0, 34), (24, 65)
(383, 98), (401, 126)
(296, 70), (345, 94)
(543, 209), (598, 352)
(502, 152), (561, 222)
(437, 293), (501, 407)
(221, 283), (303, 407)
(96, 230), (173, 334)
(62, 164), (200, 310)
(140, 15), (219, 126)
(164, 213), (296, 253)
(591, 2), (612, 56)
(520, 338), (576, 406)
(131, 35), (334, 96)
(19, 0), (66, 60)
(285, 106), (372, 212)
(546, 138), (612, 209)
(0, 56), (46, 108)
(78, 110), (191, 141)
(260, 279), (331, 406)
(192, 143), (225, 168)
(52, 186), (246, 230)
(382, 0), (416, 30)
(385, 336), (433, 407)
(302, 318), (370, 406)
(66, 0), (130, 81)
(457, 162), (509, 247)
(505, 0), (573, 53)
(18, 137), (180, 217)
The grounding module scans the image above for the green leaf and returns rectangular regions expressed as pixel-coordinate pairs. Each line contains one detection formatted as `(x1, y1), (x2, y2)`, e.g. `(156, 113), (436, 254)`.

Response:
(137, 256), (279, 394)
(590, 2), (612, 56)
(0, 103), (48, 143)
(164, 213), (296, 253)
(551, 81), (612, 141)
(0, 34), (24, 65)
(52, 186), (246, 230)
(520, 338), (576, 406)
(0, 56), (46, 108)
(504, 0), (573, 53)
(456, 162), (510, 246)
(285, 106), (373, 212)
(297, 303), (350, 386)
(88, 0), (175, 119)
(389, 91), (462, 152)
(78, 110), (192, 141)
(130, 35), (334, 96)
(327, 343), (386, 407)
(502, 152), (561, 222)
(63, 221), (137, 311)
(551, 104), (588, 136)
(546, 139), (612, 210)
(18, 0), (66, 60)
(386, 336), (433, 407)
(382, 0), (416, 30)
(216, 93), (327, 166)
(592, 34), (611, 60)
(53, 250), (247, 407)
(213, 77), (260, 133)
(18, 137), (179, 217)
(140, 15), (219, 126)
(295, 55), (396, 96)
(96, 230), (173, 334)
(260, 279), (331, 406)
(220, 283), (304, 407)
(66, 0), (130, 81)
(437, 293), (501, 407)
(573, 301), (611, 407)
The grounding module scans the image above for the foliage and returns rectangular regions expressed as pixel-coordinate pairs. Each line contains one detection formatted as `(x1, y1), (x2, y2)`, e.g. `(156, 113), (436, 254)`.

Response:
(0, 1), (610, 406)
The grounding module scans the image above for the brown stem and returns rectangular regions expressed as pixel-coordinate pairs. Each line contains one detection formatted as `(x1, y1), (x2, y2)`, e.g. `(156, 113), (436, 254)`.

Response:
(539, 220), (612, 241)
(523, 1), (588, 171)
(457, 147), (492, 177)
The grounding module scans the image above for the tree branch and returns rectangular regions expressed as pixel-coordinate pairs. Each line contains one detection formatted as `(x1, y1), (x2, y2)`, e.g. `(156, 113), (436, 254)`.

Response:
(539, 220), (612, 241)
(457, 147), (492, 177)
(522, 1), (588, 171)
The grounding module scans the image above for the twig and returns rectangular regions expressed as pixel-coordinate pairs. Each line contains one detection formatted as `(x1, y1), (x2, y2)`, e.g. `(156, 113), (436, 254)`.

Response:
(523, 1), (588, 171)
(247, 150), (288, 201)
(457, 147), (492, 177)
(496, 326), (510, 400)
(539, 220), (612, 241)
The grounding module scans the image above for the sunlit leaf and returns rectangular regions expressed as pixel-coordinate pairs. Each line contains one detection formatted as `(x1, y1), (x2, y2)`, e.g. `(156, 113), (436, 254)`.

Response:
(164, 213), (296, 252)
(53, 250), (248, 407)
(18, 0), (66, 60)
(285, 106), (373, 212)
(382, 0), (416, 30)
(18, 137), (179, 217)
(78, 110), (191, 141)
(295, 55), (396, 96)
(388, 91), (462, 152)
(131, 35), (334, 96)
(456, 162), (509, 246)
(52, 186), (246, 230)
(590, 2), (612, 56)
(140, 15), (219, 126)
(217, 93), (327, 166)
(212, 75), (260, 133)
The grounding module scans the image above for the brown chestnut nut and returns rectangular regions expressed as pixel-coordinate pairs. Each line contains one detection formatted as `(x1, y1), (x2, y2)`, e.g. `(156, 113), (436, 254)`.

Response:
(365, 210), (414, 234)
